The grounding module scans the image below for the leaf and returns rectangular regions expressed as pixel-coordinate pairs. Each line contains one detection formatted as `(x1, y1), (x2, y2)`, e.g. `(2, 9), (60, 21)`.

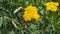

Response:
(0, 17), (3, 27)
(31, 32), (37, 34)
(8, 31), (15, 34)
(0, 31), (1, 34)
(30, 24), (36, 30)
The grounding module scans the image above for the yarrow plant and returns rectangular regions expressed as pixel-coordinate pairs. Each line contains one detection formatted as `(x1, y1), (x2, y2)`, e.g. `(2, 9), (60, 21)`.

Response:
(45, 1), (59, 12)
(23, 6), (40, 21)
(0, 0), (60, 34)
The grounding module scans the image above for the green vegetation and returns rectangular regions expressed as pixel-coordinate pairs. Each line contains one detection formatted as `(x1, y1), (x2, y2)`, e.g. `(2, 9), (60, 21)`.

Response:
(0, 0), (60, 34)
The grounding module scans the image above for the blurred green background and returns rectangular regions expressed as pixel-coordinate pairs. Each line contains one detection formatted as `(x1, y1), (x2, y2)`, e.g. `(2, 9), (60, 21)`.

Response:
(0, 0), (60, 34)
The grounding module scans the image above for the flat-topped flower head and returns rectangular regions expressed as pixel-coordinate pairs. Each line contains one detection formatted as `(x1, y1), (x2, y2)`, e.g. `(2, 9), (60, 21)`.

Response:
(24, 6), (38, 14)
(45, 1), (59, 12)
(23, 6), (40, 21)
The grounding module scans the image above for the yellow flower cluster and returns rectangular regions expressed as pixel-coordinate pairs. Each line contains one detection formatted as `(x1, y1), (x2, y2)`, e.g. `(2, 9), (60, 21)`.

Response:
(45, 1), (59, 12)
(23, 6), (40, 21)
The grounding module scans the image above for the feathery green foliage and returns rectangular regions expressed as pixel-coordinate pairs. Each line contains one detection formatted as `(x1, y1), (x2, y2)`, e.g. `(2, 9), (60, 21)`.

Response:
(0, 0), (60, 34)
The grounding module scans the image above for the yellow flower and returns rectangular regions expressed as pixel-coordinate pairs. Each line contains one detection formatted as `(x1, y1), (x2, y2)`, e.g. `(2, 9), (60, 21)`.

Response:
(45, 1), (59, 12)
(23, 6), (40, 21)
(24, 6), (38, 14)
(33, 14), (40, 20)
(23, 13), (32, 21)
